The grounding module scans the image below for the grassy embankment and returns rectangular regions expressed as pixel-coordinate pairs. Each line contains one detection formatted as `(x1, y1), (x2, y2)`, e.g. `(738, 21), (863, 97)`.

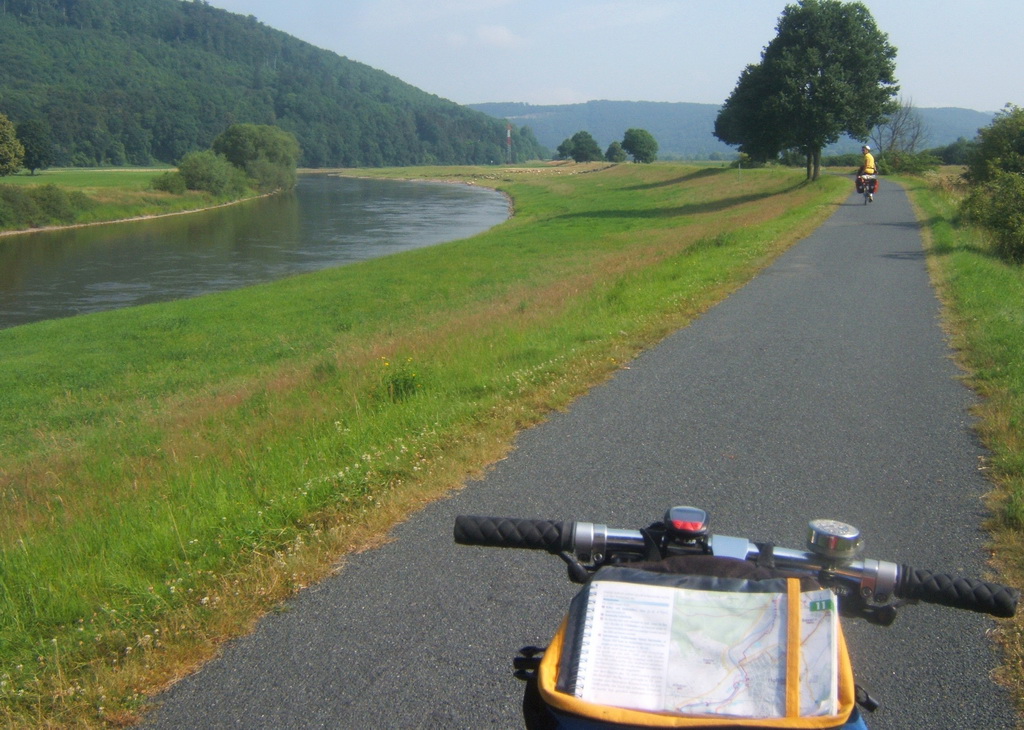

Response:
(0, 162), (850, 726)
(901, 169), (1024, 711)
(0, 168), (259, 234)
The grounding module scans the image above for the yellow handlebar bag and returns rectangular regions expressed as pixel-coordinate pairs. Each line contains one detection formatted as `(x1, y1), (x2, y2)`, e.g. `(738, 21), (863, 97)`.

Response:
(536, 561), (856, 728)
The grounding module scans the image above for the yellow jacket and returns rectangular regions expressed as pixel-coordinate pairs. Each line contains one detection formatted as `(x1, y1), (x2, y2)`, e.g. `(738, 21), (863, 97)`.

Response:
(861, 152), (875, 175)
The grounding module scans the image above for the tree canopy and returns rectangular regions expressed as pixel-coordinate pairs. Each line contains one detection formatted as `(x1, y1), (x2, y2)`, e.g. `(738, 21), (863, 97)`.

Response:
(557, 131), (604, 162)
(175, 149), (249, 196)
(960, 105), (1024, 263)
(212, 123), (301, 191)
(714, 0), (898, 179)
(964, 104), (1024, 184)
(0, 114), (26, 176)
(605, 141), (627, 163)
(15, 119), (55, 175)
(622, 128), (659, 163)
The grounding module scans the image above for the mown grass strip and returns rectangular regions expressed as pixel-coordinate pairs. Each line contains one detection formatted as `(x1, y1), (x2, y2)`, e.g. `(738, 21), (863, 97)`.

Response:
(902, 170), (1024, 712)
(0, 163), (847, 726)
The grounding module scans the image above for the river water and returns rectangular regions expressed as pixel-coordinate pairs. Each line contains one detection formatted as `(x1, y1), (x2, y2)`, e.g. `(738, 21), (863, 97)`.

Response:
(0, 175), (510, 329)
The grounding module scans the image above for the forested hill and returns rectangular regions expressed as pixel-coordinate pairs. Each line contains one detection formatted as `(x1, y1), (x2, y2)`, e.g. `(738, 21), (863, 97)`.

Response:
(0, 0), (544, 167)
(471, 101), (997, 159)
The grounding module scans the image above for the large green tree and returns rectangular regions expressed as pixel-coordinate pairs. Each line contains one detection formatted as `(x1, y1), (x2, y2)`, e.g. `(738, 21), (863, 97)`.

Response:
(557, 131), (604, 163)
(960, 105), (1024, 262)
(714, 0), (898, 180)
(622, 128), (659, 163)
(605, 141), (627, 163)
(964, 103), (1024, 184)
(0, 113), (25, 176)
(16, 118), (55, 175)
(176, 150), (249, 196)
(212, 124), (301, 192)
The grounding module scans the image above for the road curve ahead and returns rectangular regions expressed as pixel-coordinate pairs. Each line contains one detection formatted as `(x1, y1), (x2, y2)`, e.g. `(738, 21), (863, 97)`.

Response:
(146, 181), (1018, 729)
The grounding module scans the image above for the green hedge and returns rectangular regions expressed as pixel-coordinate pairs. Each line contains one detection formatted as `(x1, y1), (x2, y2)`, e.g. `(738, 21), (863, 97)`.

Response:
(0, 182), (92, 229)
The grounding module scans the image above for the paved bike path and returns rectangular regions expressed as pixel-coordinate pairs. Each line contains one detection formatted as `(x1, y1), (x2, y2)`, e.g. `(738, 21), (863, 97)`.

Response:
(147, 182), (1017, 728)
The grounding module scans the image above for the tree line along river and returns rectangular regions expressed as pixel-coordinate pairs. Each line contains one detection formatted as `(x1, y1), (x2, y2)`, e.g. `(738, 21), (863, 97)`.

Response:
(0, 175), (511, 330)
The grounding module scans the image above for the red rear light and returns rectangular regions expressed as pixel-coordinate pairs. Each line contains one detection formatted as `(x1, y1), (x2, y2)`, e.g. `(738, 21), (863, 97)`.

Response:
(665, 507), (709, 539)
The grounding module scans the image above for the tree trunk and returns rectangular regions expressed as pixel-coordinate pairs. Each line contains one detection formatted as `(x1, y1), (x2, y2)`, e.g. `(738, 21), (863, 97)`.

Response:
(811, 147), (821, 180)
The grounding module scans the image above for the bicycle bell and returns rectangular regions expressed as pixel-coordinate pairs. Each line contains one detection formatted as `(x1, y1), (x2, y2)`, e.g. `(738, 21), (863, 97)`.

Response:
(807, 519), (863, 562)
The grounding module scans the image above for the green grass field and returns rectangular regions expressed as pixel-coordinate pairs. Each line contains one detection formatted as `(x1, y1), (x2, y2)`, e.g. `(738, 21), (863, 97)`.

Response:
(3, 168), (170, 189)
(0, 163), (851, 725)
(1, 167), (255, 232)
(6, 162), (1024, 726)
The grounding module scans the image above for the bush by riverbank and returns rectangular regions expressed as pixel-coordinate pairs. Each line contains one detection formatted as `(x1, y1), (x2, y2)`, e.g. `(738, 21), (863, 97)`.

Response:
(0, 168), (260, 235)
(0, 181), (94, 229)
(0, 163), (851, 725)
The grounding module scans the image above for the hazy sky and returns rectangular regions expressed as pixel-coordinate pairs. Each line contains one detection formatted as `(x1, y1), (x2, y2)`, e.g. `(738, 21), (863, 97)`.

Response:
(205, 0), (1020, 112)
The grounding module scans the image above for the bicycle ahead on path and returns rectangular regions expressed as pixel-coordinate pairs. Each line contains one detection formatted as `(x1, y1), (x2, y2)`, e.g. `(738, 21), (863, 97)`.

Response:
(455, 506), (1018, 730)
(855, 174), (877, 204)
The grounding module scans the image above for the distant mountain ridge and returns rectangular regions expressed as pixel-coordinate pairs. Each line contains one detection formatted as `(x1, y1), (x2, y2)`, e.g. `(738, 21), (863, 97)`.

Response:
(471, 100), (997, 159)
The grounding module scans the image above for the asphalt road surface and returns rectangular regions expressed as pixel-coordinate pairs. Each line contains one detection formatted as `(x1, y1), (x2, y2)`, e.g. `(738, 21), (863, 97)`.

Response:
(146, 181), (1018, 729)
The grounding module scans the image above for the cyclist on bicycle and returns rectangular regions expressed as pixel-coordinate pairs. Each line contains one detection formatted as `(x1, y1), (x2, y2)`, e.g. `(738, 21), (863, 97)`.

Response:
(858, 145), (877, 202)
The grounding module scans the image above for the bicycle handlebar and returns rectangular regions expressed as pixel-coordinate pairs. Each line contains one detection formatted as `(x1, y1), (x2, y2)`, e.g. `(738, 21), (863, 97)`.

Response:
(453, 516), (571, 553)
(453, 515), (1018, 618)
(896, 567), (1017, 617)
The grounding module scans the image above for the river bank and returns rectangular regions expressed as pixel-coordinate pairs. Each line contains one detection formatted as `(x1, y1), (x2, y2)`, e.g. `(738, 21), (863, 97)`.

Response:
(0, 190), (269, 238)
(0, 167), (267, 237)
(0, 164), (585, 238)
(0, 164), (531, 238)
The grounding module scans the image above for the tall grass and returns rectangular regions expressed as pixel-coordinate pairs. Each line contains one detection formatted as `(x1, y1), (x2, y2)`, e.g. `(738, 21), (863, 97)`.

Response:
(0, 163), (848, 726)
(903, 169), (1024, 708)
(904, 171), (1024, 529)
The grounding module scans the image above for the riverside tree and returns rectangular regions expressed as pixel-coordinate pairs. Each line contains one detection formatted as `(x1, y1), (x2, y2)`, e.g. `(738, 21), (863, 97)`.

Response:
(212, 124), (302, 192)
(0, 113), (25, 176)
(176, 150), (249, 196)
(714, 0), (898, 180)
(16, 119), (55, 175)
(153, 123), (300, 196)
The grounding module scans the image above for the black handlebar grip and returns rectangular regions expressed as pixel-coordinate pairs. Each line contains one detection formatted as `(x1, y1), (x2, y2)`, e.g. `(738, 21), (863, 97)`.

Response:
(454, 516), (570, 553)
(896, 566), (1019, 618)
